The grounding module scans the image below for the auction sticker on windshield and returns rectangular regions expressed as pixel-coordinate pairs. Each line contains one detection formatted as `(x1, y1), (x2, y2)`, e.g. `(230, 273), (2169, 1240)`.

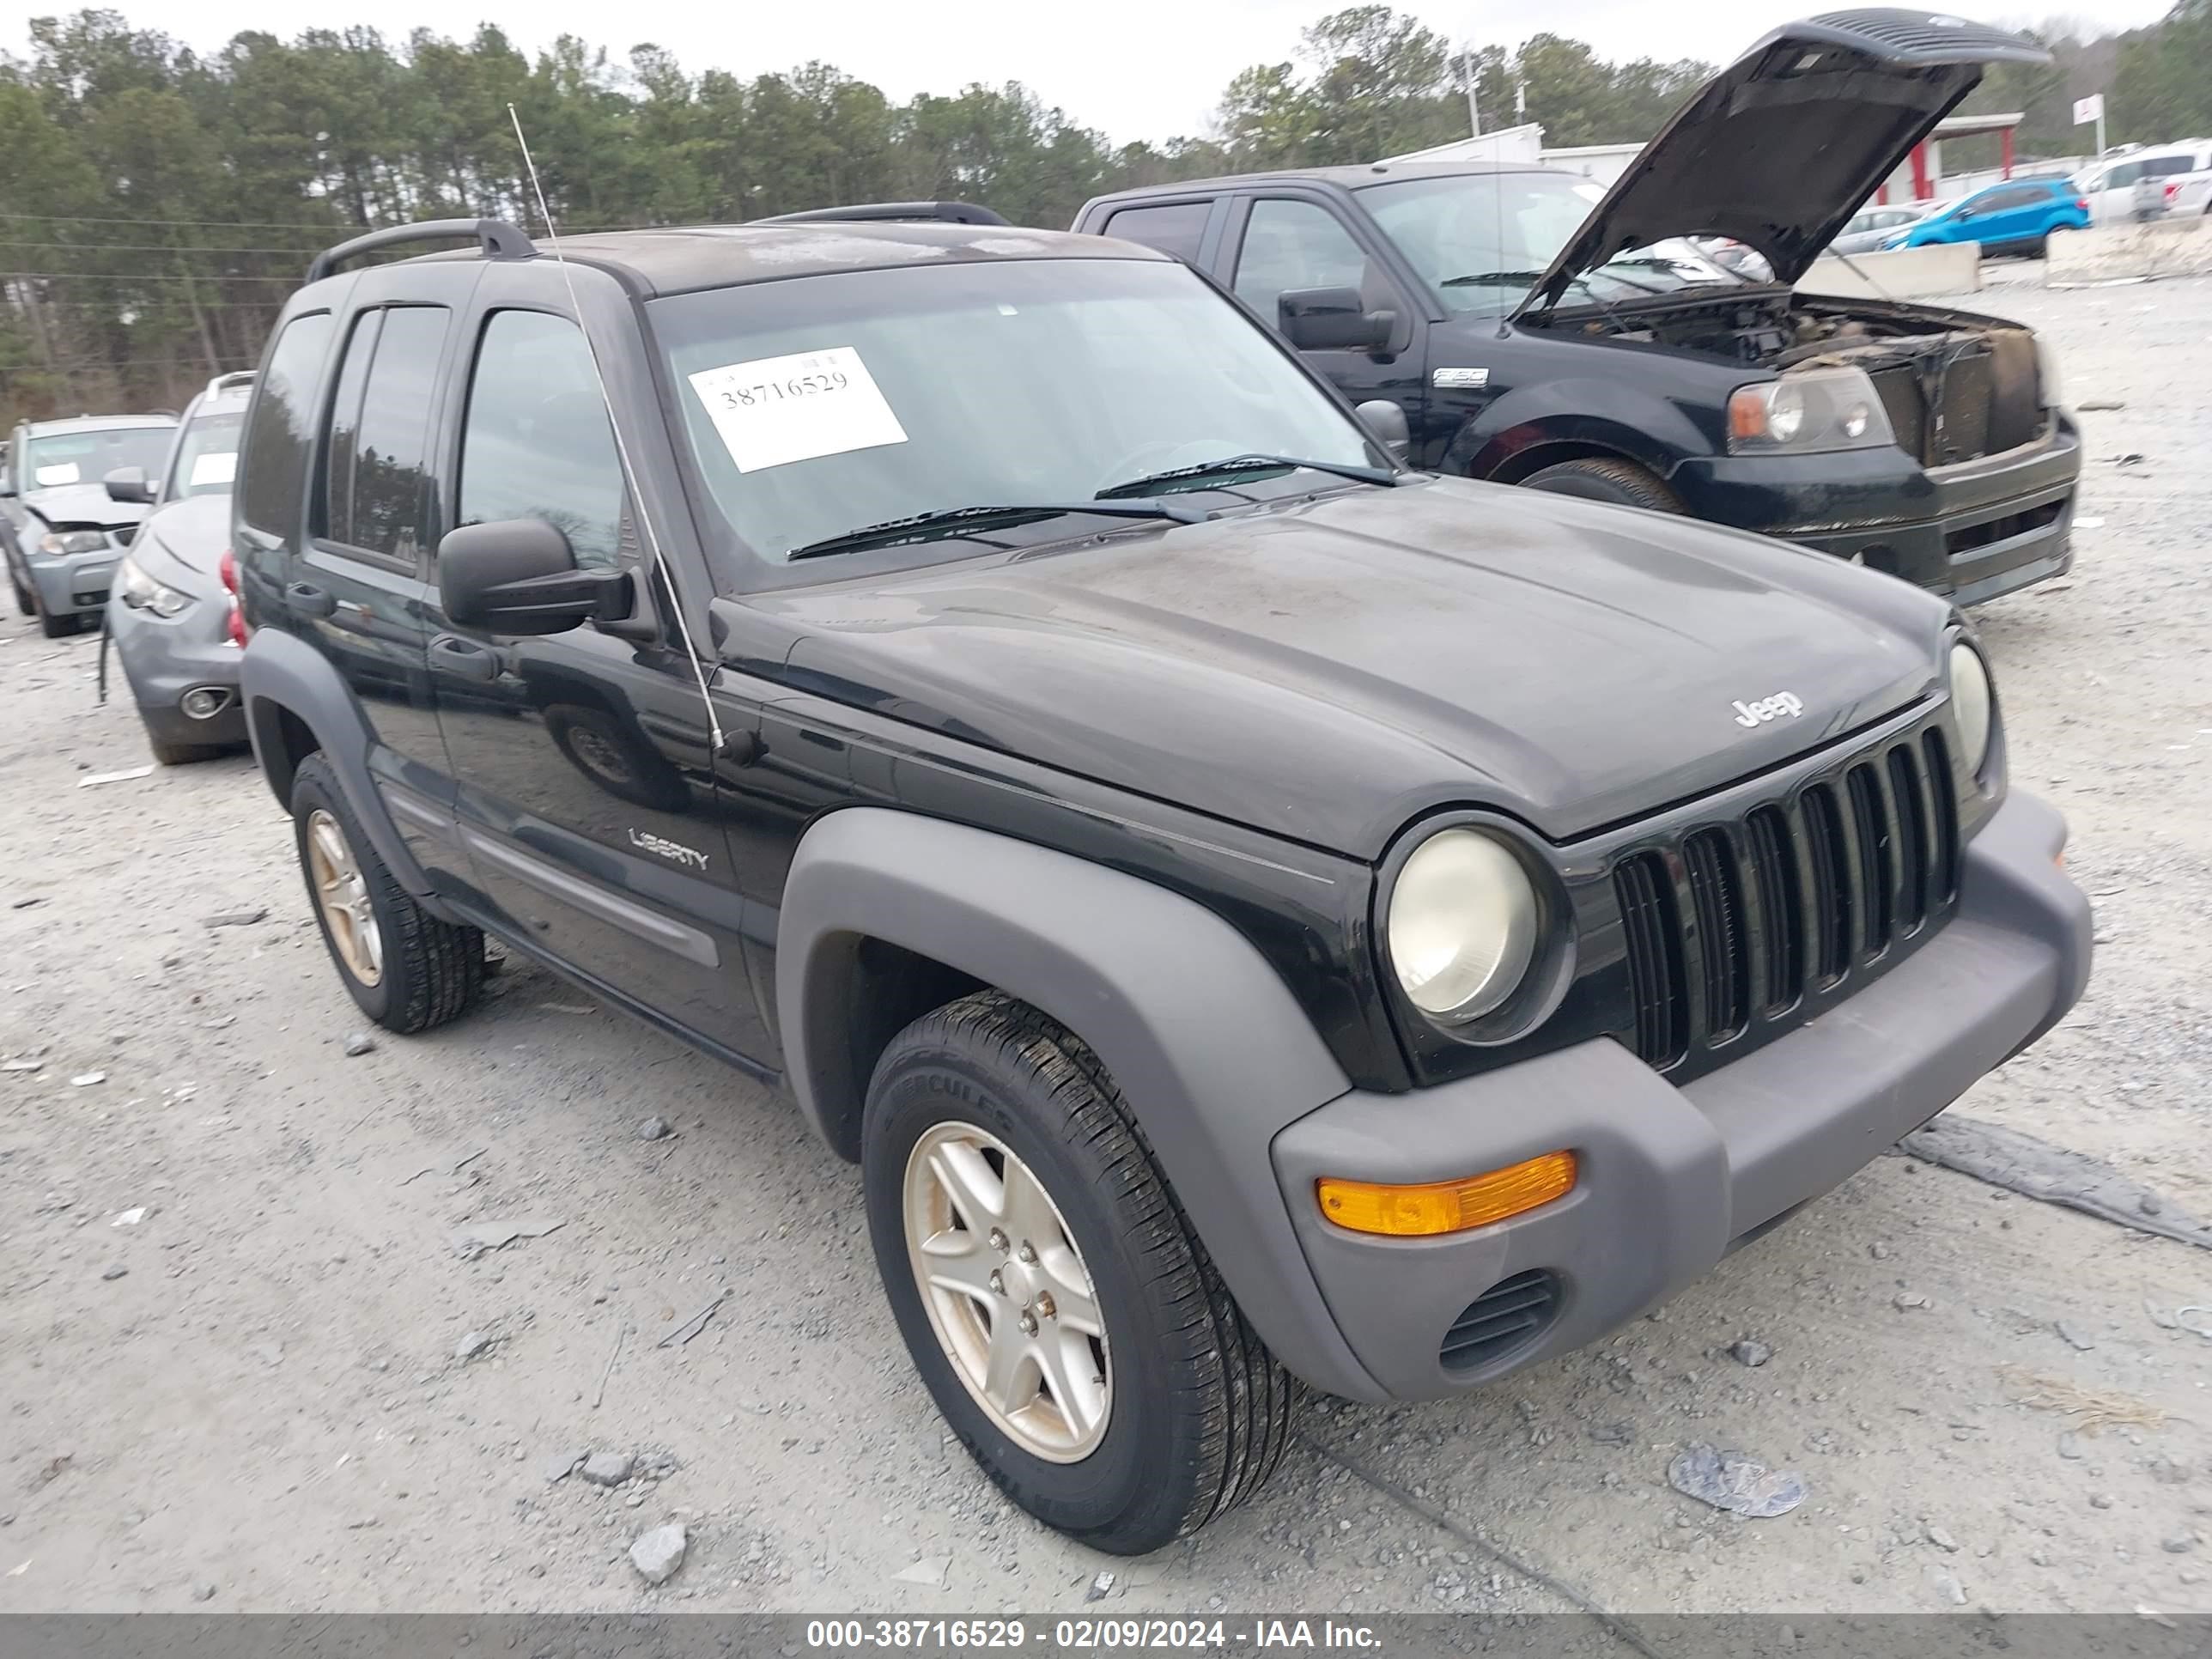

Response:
(688, 347), (908, 474)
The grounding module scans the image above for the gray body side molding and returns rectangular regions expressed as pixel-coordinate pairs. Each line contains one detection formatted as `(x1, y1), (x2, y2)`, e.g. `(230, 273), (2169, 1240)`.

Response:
(240, 626), (435, 901)
(775, 806), (1382, 1400)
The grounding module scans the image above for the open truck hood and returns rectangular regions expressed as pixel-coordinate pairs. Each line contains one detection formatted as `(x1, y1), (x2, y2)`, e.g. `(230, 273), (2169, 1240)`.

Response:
(1521, 9), (2051, 314)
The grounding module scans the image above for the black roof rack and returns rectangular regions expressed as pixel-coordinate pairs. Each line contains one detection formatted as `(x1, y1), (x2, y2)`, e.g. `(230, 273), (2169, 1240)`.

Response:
(307, 218), (536, 284)
(753, 201), (1012, 228)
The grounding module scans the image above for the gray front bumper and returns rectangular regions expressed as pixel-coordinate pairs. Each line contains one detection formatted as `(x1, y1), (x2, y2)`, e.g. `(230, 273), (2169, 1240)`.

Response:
(107, 592), (245, 744)
(1269, 789), (2089, 1401)
(30, 549), (120, 617)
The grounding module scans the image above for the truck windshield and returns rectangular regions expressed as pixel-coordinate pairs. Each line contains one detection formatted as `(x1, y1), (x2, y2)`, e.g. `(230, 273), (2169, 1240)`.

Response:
(652, 256), (1382, 567)
(1358, 172), (1738, 314)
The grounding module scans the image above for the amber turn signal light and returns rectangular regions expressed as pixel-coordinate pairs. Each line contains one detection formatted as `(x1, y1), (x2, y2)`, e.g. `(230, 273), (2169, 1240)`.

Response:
(1316, 1152), (1577, 1237)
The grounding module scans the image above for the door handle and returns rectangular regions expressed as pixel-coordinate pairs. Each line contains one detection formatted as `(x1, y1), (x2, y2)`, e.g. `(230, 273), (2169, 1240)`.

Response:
(429, 633), (501, 683)
(284, 581), (336, 618)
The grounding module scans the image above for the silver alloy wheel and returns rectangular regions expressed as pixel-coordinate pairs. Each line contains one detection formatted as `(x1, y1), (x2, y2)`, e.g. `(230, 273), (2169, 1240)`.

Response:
(306, 807), (384, 988)
(902, 1121), (1111, 1462)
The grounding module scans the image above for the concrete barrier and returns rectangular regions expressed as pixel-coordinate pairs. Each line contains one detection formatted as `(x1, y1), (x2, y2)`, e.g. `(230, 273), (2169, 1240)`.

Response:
(1799, 242), (1982, 300)
(2045, 216), (2212, 284)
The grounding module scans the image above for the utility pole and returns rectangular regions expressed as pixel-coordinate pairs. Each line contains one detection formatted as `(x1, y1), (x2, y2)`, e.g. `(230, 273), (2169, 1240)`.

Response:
(1462, 45), (1480, 138)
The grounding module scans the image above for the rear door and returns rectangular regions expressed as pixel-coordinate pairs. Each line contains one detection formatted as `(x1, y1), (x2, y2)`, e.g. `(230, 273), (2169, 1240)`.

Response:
(426, 296), (769, 1055)
(290, 270), (476, 891)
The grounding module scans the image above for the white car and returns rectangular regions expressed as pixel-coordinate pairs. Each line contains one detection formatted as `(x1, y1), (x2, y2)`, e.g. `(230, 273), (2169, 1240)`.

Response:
(2172, 171), (2212, 216)
(1829, 201), (1943, 255)
(2075, 141), (2212, 224)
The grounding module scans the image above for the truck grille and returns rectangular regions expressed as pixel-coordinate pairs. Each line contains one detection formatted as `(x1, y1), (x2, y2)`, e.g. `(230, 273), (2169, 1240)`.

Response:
(1612, 723), (1960, 1072)
(1870, 333), (2041, 467)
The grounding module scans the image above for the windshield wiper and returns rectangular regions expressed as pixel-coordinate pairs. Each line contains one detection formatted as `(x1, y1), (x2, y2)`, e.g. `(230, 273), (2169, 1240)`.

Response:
(1439, 269), (1547, 289)
(786, 498), (1207, 562)
(1096, 453), (1400, 500)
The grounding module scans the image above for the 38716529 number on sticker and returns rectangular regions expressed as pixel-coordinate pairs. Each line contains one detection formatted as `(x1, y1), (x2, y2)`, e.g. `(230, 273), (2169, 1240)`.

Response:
(687, 344), (908, 474)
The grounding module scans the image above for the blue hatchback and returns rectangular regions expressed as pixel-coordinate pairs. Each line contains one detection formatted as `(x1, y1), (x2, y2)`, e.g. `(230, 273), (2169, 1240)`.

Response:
(1883, 177), (2089, 255)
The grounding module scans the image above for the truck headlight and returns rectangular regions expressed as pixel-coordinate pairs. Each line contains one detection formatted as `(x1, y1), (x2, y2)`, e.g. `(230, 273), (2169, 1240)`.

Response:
(115, 556), (192, 619)
(1386, 829), (1540, 1022)
(1949, 643), (1994, 777)
(1727, 367), (1895, 455)
(38, 529), (110, 556)
(2033, 333), (2063, 408)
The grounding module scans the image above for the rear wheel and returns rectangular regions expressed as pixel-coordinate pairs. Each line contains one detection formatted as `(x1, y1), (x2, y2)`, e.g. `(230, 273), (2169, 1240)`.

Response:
(289, 753), (483, 1032)
(862, 992), (1294, 1553)
(1520, 456), (1684, 514)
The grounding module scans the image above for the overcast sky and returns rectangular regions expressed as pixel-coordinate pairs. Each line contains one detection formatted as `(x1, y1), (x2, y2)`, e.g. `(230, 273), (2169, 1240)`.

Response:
(20, 1), (2167, 143)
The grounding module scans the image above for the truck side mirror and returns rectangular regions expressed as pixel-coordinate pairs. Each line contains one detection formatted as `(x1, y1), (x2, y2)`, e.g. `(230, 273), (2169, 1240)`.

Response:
(437, 519), (632, 636)
(1279, 287), (1393, 351)
(104, 466), (155, 505)
(1354, 399), (1411, 459)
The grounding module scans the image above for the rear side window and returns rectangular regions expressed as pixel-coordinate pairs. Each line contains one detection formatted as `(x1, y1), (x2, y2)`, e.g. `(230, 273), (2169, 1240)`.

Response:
(1099, 202), (1212, 262)
(236, 312), (335, 539)
(321, 305), (450, 562)
(457, 310), (624, 570)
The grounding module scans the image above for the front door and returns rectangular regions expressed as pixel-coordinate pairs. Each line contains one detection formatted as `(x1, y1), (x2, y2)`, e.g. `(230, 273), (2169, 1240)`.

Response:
(426, 304), (769, 1056)
(1223, 195), (1425, 434)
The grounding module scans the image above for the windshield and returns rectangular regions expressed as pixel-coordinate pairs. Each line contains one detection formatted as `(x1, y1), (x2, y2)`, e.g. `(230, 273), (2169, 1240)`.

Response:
(653, 257), (1380, 568)
(21, 425), (172, 490)
(1358, 172), (1741, 313)
(162, 408), (243, 501)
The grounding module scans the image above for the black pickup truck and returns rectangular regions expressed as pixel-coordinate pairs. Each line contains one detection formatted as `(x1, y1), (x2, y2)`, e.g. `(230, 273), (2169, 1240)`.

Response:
(1075, 9), (2081, 608)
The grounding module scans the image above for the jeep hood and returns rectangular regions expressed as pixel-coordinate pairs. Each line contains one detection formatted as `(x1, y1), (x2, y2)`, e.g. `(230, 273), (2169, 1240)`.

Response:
(1521, 9), (2052, 313)
(747, 477), (1950, 857)
(21, 482), (151, 535)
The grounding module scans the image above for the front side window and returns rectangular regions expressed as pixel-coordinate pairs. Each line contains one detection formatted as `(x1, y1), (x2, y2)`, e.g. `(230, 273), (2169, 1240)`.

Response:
(322, 306), (448, 561)
(457, 311), (624, 570)
(1232, 199), (1373, 325)
(21, 425), (172, 490)
(653, 256), (1379, 568)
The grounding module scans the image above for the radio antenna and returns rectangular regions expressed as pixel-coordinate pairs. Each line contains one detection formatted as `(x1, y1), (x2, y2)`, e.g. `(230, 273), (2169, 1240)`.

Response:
(507, 103), (726, 755)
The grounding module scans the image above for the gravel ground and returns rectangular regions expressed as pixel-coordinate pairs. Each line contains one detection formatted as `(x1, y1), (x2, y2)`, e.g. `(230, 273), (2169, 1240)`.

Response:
(3, 275), (2211, 1619)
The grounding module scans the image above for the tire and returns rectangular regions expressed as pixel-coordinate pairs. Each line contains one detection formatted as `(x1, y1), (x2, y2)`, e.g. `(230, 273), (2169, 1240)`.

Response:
(1519, 456), (1684, 514)
(9, 571), (33, 617)
(863, 992), (1294, 1554)
(289, 752), (483, 1033)
(147, 730), (228, 766)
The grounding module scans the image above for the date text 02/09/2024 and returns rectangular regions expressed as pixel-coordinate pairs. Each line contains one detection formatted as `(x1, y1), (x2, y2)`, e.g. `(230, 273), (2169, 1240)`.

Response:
(802, 1618), (1385, 1651)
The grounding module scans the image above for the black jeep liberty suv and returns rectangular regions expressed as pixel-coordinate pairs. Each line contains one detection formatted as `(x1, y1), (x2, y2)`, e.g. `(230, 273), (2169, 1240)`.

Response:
(236, 193), (2089, 1552)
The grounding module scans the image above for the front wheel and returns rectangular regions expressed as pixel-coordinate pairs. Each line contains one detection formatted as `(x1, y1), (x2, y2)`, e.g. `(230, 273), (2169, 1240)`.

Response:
(862, 993), (1294, 1553)
(1520, 456), (1684, 514)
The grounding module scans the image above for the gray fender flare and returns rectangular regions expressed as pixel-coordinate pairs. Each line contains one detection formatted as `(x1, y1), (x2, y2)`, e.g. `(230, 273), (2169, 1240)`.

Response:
(775, 806), (1383, 1399)
(240, 626), (436, 900)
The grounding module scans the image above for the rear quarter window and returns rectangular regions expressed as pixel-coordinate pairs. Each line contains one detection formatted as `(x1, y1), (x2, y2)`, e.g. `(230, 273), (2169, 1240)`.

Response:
(236, 312), (336, 541)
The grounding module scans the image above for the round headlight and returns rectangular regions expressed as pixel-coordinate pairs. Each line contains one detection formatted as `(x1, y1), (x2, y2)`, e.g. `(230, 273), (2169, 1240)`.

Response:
(1765, 382), (1807, 445)
(1948, 643), (1994, 776)
(1387, 829), (1540, 1022)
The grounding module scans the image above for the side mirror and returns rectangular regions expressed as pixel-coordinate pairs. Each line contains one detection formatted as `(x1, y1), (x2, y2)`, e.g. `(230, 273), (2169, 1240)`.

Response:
(1279, 287), (1393, 352)
(104, 466), (155, 505)
(1353, 398), (1411, 459)
(438, 519), (633, 636)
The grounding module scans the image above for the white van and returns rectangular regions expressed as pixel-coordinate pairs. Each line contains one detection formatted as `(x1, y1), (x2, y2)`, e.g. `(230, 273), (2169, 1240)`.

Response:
(2076, 142), (2212, 224)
